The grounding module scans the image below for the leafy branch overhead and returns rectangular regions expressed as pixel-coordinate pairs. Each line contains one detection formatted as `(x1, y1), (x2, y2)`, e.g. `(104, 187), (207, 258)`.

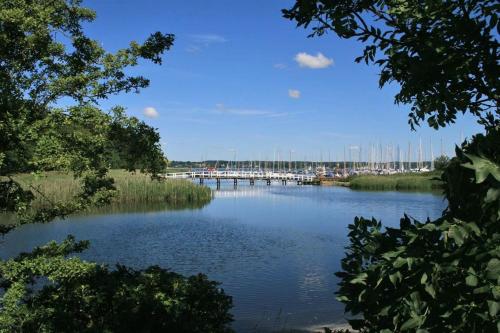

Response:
(283, 0), (499, 130)
(0, 1), (173, 105)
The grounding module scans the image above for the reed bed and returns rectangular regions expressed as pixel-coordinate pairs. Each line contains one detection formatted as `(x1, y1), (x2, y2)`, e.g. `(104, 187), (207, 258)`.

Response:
(11, 170), (212, 208)
(349, 172), (443, 191)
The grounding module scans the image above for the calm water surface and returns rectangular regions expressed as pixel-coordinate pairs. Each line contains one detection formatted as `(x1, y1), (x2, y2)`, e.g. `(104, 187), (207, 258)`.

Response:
(0, 183), (445, 332)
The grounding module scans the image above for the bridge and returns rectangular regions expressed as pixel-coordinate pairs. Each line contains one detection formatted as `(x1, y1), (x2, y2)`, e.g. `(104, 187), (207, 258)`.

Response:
(163, 170), (317, 187)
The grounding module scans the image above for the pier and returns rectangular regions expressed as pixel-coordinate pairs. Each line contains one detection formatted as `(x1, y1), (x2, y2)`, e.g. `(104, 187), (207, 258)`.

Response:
(163, 170), (316, 188)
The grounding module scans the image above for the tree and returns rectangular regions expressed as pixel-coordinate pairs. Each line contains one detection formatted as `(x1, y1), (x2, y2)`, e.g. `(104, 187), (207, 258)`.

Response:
(283, 0), (499, 130)
(0, 0), (174, 227)
(284, 1), (499, 332)
(434, 155), (450, 171)
(0, 1), (233, 331)
(336, 132), (499, 332)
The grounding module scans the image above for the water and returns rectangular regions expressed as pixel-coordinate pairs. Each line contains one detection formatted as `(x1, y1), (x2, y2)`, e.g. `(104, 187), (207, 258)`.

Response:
(0, 182), (445, 332)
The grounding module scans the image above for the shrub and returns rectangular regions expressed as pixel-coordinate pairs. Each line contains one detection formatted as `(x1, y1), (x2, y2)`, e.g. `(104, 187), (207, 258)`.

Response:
(434, 155), (451, 171)
(0, 236), (234, 333)
(335, 128), (500, 332)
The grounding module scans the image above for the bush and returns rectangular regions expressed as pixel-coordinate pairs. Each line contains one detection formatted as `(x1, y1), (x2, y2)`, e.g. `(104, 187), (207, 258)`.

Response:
(0, 237), (234, 333)
(434, 155), (450, 171)
(335, 128), (500, 332)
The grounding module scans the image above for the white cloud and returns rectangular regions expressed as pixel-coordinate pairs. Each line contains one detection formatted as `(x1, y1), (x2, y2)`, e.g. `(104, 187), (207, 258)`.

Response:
(186, 45), (201, 53)
(294, 52), (333, 69)
(143, 106), (159, 118)
(189, 34), (227, 45)
(288, 89), (301, 99)
(274, 63), (287, 69)
(214, 103), (287, 117)
(186, 34), (227, 53)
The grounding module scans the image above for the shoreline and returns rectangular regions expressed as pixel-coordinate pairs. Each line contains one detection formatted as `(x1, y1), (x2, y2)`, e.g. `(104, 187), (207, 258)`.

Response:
(332, 171), (442, 192)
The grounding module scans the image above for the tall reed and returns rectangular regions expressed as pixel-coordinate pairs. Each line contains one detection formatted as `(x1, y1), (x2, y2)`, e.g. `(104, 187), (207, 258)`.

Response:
(349, 172), (442, 191)
(11, 170), (212, 208)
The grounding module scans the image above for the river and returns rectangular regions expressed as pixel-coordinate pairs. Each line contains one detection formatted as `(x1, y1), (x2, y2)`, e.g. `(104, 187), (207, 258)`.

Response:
(0, 182), (446, 332)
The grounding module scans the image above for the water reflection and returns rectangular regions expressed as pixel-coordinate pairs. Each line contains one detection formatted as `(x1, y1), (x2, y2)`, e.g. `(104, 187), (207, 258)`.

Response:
(0, 200), (210, 225)
(0, 184), (445, 332)
(82, 200), (210, 215)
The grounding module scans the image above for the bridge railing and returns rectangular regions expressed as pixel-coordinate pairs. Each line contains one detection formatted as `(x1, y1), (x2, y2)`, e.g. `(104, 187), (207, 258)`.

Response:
(163, 170), (316, 181)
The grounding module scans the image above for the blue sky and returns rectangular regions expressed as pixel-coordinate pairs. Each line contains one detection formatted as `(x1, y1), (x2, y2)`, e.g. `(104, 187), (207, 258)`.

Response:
(83, 0), (482, 162)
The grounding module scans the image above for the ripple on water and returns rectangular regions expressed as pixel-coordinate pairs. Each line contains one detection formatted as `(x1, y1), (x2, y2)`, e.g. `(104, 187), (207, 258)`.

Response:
(0, 185), (446, 332)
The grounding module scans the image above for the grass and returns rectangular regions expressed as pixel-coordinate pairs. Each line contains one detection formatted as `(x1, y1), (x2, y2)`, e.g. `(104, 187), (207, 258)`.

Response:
(11, 169), (212, 209)
(349, 171), (443, 191)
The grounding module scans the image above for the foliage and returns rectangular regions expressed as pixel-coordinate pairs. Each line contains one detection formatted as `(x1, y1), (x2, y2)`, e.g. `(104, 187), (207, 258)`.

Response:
(349, 171), (442, 191)
(284, 1), (499, 332)
(0, 2), (233, 332)
(0, 0), (173, 227)
(283, 0), (499, 130)
(433, 155), (450, 171)
(0, 236), (233, 333)
(9, 170), (212, 209)
(335, 129), (499, 332)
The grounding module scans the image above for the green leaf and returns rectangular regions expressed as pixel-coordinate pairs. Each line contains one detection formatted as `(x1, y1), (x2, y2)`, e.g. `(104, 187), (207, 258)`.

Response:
(465, 222), (481, 236)
(382, 249), (405, 260)
(336, 296), (349, 302)
(389, 272), (402, 286)
(358, 289), (366, 302)
(448, 225), (465, 246)
(441, 311), (452, 318)
(466, 275), (478, 287)
(421, 223), (437, 231)
(350, 272), (368, 285)
(493, 286), (500, 300)
(400, 316), (421, 330)
(473, 286), (490, 294)
(425, 284), (436, 298)
(407, 257), (415, 270)
(420, 272), (428, 284)
(485, 188), (500, 204)
(462, 154), (500, 183)
(393, 256), (407, 268)
(486, 259), (500, 280)
(487, 300), (499, 317)
(379, 305), (391, 316)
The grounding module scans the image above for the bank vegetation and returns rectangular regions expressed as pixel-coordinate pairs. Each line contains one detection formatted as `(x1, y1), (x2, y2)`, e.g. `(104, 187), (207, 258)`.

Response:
(347, 172), (443, 191)
(10, 170), (212, 209)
